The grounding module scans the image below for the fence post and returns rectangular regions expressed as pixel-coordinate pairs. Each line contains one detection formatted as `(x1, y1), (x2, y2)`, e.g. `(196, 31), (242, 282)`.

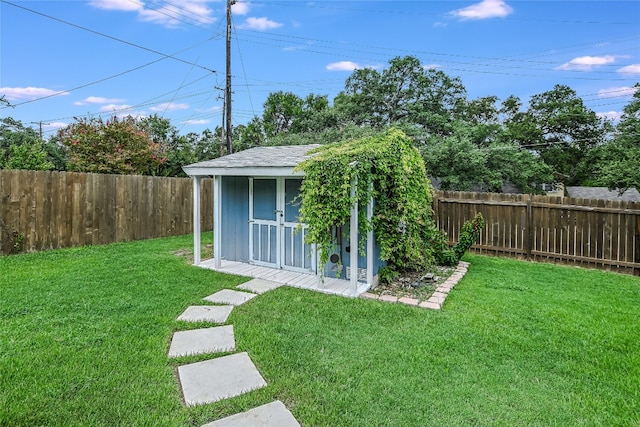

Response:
(526, 195), (533, 260)
(636, 215), (640, 276)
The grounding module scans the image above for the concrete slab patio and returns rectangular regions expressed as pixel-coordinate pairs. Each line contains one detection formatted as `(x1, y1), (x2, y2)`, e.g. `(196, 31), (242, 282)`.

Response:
(204, 289), (257, 306)
(178, 352), (267, 406)
(177, 305), (234, 323)
(168, 326), (235, 358)
(201, 400), (300, 427)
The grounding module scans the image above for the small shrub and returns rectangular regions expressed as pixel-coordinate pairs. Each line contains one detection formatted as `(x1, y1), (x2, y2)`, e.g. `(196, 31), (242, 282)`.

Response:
(377, 265), (400, 284)
(452, 213), (485, 261)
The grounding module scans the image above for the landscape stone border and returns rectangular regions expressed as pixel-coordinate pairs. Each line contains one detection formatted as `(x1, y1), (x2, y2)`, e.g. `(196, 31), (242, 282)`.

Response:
(359, 261), (470, 310)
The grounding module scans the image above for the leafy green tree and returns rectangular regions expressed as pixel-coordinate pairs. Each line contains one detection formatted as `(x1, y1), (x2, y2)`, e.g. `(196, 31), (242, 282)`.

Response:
(505, 85), (608, 184)
(0, 117), (56, 170)
(334, 56), (467, 135)
(423, 122), (552, 192)
(58, 115), (164, 175)
(262, 91), (304, 137)
(5, 143), (53, 170)
(597, 84), (640, 192)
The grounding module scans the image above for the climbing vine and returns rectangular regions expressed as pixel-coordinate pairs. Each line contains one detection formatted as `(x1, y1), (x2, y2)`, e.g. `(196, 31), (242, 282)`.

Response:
(295, 128), (438, 273)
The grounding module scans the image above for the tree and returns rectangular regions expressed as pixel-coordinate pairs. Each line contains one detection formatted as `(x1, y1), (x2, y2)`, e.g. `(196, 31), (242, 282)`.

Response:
(0, 117), (56, 170)
(58, 115), (164, 175)
(506, 85), (608, 185)
(422, 122), (552, 193)
(334, 56), (467, 135)
(262, 91), (304, 137)
(597, 84), (640, 192)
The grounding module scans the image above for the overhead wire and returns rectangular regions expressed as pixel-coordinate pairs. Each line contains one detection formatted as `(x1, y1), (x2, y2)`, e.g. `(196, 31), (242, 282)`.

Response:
(1, 0), (217, 73)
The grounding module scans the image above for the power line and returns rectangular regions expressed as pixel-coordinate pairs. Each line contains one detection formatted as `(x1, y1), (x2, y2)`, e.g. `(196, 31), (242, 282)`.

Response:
(1, 1), (217, 73)
(3, 36), (219, 108)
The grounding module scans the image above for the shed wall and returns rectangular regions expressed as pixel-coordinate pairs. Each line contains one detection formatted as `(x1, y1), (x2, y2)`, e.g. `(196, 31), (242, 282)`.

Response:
(221, 176), (249, 262)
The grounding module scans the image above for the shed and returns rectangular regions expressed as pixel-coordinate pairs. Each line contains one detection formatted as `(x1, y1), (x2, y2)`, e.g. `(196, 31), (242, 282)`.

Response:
(182, 145), (383, 296)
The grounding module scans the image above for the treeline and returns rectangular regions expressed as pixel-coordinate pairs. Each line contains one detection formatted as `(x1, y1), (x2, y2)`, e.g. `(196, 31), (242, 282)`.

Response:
(1, 56), (638, 193)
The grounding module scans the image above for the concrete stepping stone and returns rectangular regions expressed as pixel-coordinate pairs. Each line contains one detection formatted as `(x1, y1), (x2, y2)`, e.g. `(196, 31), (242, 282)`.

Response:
(236, 278), (283, 295)
(204, 289), (257, 306)
(168, 325), (235, 358)
(177, 305), (234, 323)
(178, 352), (267, 406)
(201, 400), (300, 427)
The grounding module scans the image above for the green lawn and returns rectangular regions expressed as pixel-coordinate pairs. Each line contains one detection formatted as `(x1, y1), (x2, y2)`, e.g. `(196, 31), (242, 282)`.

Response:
(1, 235), (639, 426)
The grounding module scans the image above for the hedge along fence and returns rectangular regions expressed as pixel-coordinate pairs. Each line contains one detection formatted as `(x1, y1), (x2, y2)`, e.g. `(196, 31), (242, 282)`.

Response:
(0, 170), (213, 254)
(434, 190), (640, 276)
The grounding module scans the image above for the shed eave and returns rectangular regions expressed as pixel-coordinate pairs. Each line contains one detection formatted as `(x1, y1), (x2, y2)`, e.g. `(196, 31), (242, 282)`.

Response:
(182, 166), (304, 177)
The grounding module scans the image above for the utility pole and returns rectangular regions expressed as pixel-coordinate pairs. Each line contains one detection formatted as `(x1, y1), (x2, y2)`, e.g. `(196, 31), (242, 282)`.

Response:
(224, 0), (236, 155)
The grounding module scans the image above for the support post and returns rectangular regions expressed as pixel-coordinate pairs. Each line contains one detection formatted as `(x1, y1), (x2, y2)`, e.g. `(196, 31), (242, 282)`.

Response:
(366, 194), (374, 287)
(213, 175), (222, 269)
(350, 174), (358, 296)
(193, 176), (201, 265)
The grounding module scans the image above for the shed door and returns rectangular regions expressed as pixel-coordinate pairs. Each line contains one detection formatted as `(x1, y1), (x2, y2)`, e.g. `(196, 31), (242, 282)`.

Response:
(249, 178), (315, 272)
(249, 178), (279, 267)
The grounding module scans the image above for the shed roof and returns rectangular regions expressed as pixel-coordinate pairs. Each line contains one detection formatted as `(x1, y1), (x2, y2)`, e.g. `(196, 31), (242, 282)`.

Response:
(565, 186), (640, 202)
(183, 144), (321, 177)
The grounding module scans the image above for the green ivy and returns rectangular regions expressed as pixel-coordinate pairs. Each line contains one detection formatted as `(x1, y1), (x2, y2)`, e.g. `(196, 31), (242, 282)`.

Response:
(295, 128), (437, 273)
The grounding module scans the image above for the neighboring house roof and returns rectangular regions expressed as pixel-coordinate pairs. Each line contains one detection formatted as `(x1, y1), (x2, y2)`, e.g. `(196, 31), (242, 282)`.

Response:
(565, 186), (640, 202)
(182, 144), (321, 177)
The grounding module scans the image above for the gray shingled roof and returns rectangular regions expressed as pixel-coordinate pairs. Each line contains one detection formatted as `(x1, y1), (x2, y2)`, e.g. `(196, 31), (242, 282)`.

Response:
(565, 186), (640, 202)
(185, 144), (320, 169)
(182, 144), (322, 177)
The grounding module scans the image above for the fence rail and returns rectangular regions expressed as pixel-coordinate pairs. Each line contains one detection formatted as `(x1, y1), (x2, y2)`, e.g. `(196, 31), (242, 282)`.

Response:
(434, 191), (640, 276)
(2, 171), (639, 276)
(0, 170), (212, 254)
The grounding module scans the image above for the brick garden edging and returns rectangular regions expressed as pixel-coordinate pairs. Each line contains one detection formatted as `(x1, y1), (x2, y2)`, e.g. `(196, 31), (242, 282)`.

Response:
(359, 261), (470, 310)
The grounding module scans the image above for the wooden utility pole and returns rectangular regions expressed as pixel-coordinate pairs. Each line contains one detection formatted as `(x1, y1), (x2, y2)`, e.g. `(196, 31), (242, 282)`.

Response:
(225, 0), (235, 155)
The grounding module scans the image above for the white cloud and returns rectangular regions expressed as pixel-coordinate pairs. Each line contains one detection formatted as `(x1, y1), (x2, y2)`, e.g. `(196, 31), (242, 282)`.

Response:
(98, 104), (133, 112)
(1, 86), (70, 101)
(74, 96), (126, 106)
(43, 122), (68, 130)
(238, 17), (283, 31)
(90, 0), (215, 28)
(422, 63), (442, 70)
(556, 55), (617, 71)
(326, 61), (363, 71)
(196, 106), (222, 113)
(89, 0), (143, 12)
(618, 64), (640, 74)
(232, 1), (250, 15)
(150, 102), (189, 112)
(184, 119), (210, 125)
(597, 111), (622, 121)
(450, 0), (513, 20)
(597, 86), (638, 98)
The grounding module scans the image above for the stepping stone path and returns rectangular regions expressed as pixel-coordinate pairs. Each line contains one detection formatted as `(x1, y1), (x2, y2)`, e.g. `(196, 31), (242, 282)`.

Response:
(177, 305), (234, 323)
(168, 326), (235, 358)
(201, 400), (300, 427)
(171, 279), (300, 426)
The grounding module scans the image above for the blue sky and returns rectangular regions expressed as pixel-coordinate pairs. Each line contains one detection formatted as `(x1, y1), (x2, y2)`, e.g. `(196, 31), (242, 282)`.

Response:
(1, 0), (638, 138)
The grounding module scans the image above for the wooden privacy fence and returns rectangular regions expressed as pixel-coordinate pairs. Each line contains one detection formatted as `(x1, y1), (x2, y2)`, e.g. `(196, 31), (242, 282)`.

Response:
(0, 170), (213, 254)
(434, 191), (640, 276)
(2, 170), (640, 276)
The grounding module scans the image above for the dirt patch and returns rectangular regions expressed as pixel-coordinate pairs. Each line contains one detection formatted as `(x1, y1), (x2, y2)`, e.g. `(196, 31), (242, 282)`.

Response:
(369, 265), (456, 302)
(172, 244), (213, 263)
